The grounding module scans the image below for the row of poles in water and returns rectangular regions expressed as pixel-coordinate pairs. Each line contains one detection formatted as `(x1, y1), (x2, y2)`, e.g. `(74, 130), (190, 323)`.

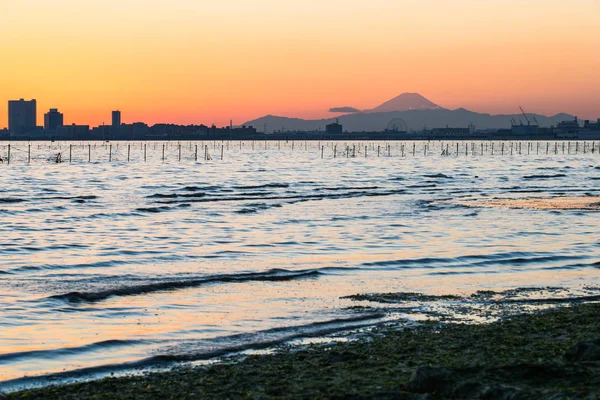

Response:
(0, 140), (599, 164)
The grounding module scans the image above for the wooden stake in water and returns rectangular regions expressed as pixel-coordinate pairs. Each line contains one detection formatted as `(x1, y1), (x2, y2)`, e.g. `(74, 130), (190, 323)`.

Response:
(321, 146), (324, 159)
(69, 144), (72, 163)
(7, 144), (10, 165)
(162, 144), (165, 162)
(127, 144), (130, 162)
(89, 144), (91, 162)
(194, 145), (198, 161)
(178, 144), (181, 161)
(144, 144), (147, 162)
(334, 145), (337, 158)
(109, 144), (112, 162)
(221, 145), (224, 160)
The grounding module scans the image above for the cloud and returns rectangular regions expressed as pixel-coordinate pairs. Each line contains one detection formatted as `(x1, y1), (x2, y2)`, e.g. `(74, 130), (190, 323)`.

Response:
(329, 106), (361, 113)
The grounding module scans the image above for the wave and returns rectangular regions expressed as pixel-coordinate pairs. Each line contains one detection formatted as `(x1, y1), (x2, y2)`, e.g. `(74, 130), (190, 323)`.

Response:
(46, 195), (98, 201)
(406, 184), (437, 189)
(146, 193), (179, 199)
(181, 185), (222, 192)
(316, 186), (379, 191)
(0, 313), (384, 392)
(48, 268), (322, 303)
(0, 340), (143, 364)
(147, 193), (207, 199)
(178, 192), (207, 198)
(236, 203), (281, 214)
(136, 204), (190, 213)
(155, 189), (405, 206)
(523, 174), (567, 179)
(233, 183), (290, 190)
(0, 198), (26, 203)
(150, 313), (386, 363)
(169, 189), (406, 204)
(4, 259), (137, 274)
(361, 252), (589, 270)
(423, 173), (453, 179)
(136, 206), (172, 213)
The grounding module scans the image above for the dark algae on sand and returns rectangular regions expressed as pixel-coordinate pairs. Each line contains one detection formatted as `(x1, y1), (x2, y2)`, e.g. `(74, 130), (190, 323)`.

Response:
(5, 302), (600, 399)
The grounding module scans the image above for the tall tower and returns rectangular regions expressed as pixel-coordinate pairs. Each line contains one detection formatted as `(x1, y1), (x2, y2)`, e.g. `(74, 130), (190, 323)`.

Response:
(8, 99), (37, 135)
(112, 110), (121, 127)
(44, 108), (64, 131)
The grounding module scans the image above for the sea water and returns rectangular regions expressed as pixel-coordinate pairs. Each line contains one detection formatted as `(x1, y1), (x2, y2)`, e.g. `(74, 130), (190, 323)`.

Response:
(0, 140), (599, 389)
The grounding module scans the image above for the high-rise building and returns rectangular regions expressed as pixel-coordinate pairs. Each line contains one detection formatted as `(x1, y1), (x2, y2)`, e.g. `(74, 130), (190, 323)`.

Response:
(326, 119), (343, 134)
(112, 110), (121, 127)
(44, 108), (64, 131)
(8, 99), (37, 135)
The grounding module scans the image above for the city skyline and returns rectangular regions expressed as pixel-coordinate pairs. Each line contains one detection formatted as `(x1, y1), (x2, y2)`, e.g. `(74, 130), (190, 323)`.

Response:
(1, 0), (599, 129)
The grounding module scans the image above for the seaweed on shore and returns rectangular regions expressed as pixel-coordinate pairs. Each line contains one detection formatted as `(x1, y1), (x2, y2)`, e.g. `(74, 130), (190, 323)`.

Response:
(4, 302), (600, 399)
(342, 292), (462, 303)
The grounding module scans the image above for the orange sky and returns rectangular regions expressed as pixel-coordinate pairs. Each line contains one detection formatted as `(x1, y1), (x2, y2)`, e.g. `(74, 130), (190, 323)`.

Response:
(1, 0), (599, 128)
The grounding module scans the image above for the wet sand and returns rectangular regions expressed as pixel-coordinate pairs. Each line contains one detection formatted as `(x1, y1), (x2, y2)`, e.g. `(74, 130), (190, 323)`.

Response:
(454, 196), (600, 210)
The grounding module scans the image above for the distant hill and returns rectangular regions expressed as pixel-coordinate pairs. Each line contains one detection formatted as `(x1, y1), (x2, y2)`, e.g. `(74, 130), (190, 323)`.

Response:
(364, 93), (441, 113)
(244, 108), (574, 133)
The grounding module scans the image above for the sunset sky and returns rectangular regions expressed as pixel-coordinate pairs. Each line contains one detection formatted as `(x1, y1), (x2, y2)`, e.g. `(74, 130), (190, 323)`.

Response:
(1, 0), (599, 128)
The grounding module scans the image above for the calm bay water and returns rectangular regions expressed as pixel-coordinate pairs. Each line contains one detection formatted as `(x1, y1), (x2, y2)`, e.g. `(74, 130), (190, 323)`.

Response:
(1, 140), (599, 389)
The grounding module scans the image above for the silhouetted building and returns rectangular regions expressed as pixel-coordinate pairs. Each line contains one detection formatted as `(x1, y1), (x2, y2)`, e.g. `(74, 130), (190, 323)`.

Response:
(584, 119), (600, 131)
(430, 127), (470, 137)
(8, 99), (37, 135)
(56, 124), (90, 139)
(555, 117), (581, 138)
(556, 117), (580, 130)
(44, 108), (64, 131)
(511, 124), (539, 135)
(129, 122), (150, 139)
(326, 119), (343, 134)
(112, 110), (121, 127)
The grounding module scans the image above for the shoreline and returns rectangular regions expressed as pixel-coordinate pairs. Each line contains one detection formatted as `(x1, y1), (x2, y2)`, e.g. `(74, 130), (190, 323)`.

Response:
(3, 300), (599, 399)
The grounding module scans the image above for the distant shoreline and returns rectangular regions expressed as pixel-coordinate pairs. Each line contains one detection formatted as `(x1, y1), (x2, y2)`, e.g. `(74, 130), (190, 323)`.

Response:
(1, 135), (600, 142)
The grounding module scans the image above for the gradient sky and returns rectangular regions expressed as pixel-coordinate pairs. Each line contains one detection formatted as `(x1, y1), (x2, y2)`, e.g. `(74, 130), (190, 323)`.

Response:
(1, 0), (599, 128)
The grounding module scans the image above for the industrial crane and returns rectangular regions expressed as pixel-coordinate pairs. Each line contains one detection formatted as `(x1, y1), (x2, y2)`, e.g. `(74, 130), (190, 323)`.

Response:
(519, 106), (531, 125)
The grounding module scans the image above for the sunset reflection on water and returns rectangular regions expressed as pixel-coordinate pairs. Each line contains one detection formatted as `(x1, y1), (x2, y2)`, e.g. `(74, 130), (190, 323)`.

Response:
(0, 141), (599, 385)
